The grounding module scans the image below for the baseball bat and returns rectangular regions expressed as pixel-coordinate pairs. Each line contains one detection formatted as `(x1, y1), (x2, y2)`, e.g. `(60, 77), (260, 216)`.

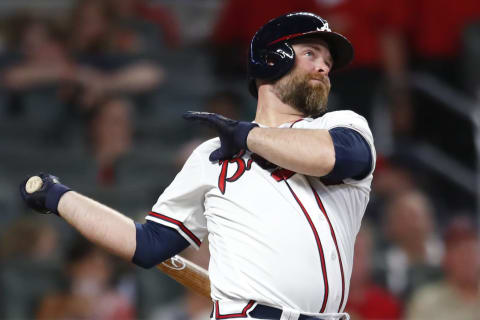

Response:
(156, 255), (211, 297)
(24, 176), (211, 297)
(25, 176), (44, 193)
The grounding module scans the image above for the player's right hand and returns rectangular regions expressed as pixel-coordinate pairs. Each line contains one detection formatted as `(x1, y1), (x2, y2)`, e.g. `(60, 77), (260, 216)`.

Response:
(183, 111), (259, 161)
(19, 173), (71, 215)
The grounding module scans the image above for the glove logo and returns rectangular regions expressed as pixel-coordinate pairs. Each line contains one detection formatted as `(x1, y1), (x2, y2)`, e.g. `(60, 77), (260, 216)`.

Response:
(218, 151), (253, 194)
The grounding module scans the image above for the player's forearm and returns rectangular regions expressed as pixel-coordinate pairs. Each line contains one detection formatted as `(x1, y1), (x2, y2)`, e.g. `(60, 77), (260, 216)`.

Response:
(58, 191), (137, 261)
(4, 65), (66, 89)
(106, 62), (165, 93)
(247, 127), (335, 176)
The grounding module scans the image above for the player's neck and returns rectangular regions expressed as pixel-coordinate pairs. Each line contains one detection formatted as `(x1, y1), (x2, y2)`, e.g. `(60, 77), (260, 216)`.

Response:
(255, 86), (305, 127)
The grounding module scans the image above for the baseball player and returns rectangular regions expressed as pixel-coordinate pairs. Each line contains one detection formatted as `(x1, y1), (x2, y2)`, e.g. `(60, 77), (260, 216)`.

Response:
(20, 12), (375, 320)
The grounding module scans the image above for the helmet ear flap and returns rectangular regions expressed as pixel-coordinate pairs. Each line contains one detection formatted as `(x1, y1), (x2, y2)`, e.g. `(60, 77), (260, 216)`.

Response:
(247, 42), (295, 97)
(249, 42), (295, 81)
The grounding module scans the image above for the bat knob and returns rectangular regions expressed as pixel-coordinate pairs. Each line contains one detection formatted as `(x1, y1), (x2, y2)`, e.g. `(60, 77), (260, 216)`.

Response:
(25, 176), (43, 194)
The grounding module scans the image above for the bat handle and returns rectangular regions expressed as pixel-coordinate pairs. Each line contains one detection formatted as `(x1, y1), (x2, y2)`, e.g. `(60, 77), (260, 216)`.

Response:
(25, 176), (43, 193)
(156, 255), (211, 298)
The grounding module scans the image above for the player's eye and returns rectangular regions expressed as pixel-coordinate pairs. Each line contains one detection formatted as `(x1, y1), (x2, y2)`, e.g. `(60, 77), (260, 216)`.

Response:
(304, 50), (314, 57)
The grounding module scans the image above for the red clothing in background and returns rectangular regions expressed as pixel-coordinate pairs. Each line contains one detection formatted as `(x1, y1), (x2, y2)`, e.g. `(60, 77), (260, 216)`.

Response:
(135, 2), (181, 48)
(211, 0), (318, 50)
(313, 0), (409, 68)
(407, 0), (480, 59)
(345, 285), (403, 320)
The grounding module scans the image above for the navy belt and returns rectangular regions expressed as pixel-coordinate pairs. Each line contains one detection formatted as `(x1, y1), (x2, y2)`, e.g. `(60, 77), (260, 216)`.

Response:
(249, 304), (322, 320)
(211, 302), (339, 320)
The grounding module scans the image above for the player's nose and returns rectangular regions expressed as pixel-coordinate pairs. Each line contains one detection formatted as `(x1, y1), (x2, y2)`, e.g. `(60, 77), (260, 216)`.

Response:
(315, 61), (330, 76)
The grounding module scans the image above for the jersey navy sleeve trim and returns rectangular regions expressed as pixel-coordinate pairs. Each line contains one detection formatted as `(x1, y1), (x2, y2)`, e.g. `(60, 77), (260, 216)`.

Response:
(322, 127), (373, 184)
(147, 211), (202, 247)
(132, 221), (190, 269)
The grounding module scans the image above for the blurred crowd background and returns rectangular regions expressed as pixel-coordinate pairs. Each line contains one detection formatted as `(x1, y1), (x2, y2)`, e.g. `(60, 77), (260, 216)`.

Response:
(0, 0), (479, 319)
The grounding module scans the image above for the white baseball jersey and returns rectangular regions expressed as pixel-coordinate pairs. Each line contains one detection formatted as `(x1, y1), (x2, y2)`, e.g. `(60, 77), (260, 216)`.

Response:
(147, 110), (375, 315)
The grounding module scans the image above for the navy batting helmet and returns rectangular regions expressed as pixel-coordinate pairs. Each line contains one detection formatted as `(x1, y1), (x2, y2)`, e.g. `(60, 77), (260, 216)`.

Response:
(247, 12), (354, 97)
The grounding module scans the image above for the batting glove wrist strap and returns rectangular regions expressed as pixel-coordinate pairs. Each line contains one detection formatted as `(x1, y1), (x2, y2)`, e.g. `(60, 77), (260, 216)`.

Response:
(45, 183), (71, 215)
(234, 121), (258, 151)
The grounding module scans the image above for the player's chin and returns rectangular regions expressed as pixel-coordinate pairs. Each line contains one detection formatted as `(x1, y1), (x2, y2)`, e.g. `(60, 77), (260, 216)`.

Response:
(312, 79), (330, 92)
(305, 90), (328, 115)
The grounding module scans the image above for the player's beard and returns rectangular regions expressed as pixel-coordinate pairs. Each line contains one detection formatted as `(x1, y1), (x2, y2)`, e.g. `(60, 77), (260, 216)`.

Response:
(274, 70), (330, 117)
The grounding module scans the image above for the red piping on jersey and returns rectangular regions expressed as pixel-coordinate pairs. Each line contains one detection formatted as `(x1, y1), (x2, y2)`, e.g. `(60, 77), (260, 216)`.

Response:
(215, 300), (255, 319)
(246, 158), (253, 170)
(271, 168), (295, 182)
(289, 118), (304, 128)
(148, 211), (201, 247)
(311, 186), (346, 313)
(284, 181), (329, 313)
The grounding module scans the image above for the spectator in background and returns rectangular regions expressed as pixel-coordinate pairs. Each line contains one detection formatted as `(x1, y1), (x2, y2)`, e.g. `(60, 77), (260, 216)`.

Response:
(1, 3), (165, 116)
(210, 0), (318, 78)
(406, 216), (480, 320)
(1, 13), (74, 124)
(367, 155), (416, 222)
(67, 0), (112, 56)
(2, 14), (72, 92)
(103, 0), (164, 55)
(104, 0), (181, 50)
(345, 223), (403, 320)
(36, 237), (136, 320)
(89, 97), (133, 186)
(66, 0), (165, 110)
(1, 4), (165, 187)
(381, 189), (443, 300)
(71, 61), (164, 110)
(0, 216), (62, 319)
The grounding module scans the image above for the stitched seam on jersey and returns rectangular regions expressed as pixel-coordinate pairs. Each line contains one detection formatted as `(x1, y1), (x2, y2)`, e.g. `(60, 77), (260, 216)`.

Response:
(148, 211), (201, 247)
(215, 300), (255, 319)
(310, 186), (346, 313)
(284, 181), (329, 313)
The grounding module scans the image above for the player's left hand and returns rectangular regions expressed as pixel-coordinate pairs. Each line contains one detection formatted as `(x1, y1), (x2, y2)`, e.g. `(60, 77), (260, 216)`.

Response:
(20, 173), (71, 215)
(183, 111), (258, 161)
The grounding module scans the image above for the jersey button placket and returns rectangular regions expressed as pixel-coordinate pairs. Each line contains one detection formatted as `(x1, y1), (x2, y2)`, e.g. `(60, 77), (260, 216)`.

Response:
(331, 251), (337, 261)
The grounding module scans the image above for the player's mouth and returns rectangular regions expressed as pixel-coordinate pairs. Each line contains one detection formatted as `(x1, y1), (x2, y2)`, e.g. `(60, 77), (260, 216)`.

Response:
(309, 76), (330, 89)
